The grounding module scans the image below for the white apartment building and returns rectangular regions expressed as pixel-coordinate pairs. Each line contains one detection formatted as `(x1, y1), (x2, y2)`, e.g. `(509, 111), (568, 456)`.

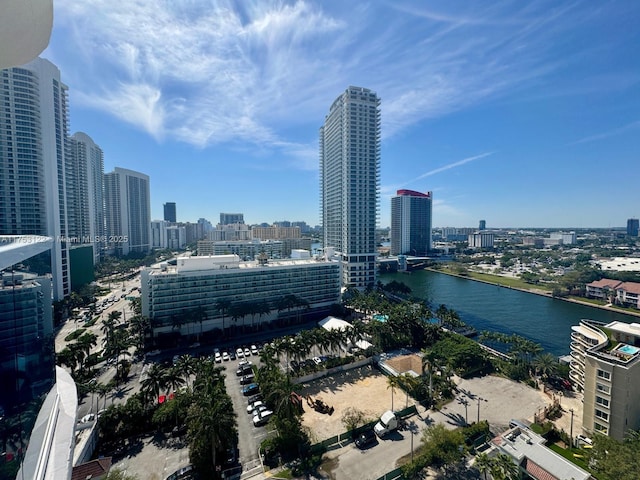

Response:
(104, 167), (151, 255)
(468, 233), (495, 248)
(570, 319), (640, 440)
(320, 86), (380, 289)
(141, 255), (341, 336)
(69, 132), (105, 263)
(166, 225), (186, 249)
(550, 231), (576, 245)
(151, 220), (168, 249)
(196, 239), (283, 260)
(208, 223), (251, 241)
(251, 225), (301, 240)
(0, 58), (71, 299)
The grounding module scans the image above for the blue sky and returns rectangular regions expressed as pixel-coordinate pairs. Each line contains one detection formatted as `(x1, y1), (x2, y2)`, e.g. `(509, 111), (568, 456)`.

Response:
(44, 1), (639, 228)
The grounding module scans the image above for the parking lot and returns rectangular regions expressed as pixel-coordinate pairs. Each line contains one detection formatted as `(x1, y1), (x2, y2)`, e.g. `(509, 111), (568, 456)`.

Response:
(431, 375), (549, 432)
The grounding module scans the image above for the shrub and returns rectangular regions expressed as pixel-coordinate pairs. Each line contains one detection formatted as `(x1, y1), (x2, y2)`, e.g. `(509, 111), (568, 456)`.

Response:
(65, 328), (86, 342)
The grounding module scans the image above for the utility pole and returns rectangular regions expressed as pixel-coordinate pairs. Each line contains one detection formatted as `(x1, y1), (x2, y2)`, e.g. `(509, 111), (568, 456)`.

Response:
(569, 408), (574, 448)
(458, 397), (469, 426)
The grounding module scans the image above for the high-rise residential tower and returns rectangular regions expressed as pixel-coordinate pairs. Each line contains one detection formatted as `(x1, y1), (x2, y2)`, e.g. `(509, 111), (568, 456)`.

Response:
(220, 213), (244, 225)
(0, 58), (71, 300)
(163, 202), (176, 223)
(104, 167), (151, 255)
(627, 218), (639, 237)
(391, 190), (432, 256)
(320, 86), (380, 289)
(69, 132), (105, 263)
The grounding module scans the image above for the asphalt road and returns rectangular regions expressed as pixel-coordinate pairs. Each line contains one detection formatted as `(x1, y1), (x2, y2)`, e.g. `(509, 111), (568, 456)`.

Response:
(322, 420), (423, 480)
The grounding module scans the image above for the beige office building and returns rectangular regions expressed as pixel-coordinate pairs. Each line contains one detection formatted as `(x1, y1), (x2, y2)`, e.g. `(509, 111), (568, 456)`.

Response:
(570, 319), (640, 440)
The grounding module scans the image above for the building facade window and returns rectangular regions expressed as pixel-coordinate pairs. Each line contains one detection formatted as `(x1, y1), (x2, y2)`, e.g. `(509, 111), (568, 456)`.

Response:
(595, 396), (610, 408)
(596, 382), (610, 394)
(595, 409), (609, 421)
(597, 369), (611, 381)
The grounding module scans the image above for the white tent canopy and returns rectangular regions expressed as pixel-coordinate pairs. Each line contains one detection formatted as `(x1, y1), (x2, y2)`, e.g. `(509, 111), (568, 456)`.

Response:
(318, 316), (373, 350)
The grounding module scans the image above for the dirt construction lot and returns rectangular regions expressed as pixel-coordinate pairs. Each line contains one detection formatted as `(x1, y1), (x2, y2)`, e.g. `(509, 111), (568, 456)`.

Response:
(298, 366), (555, 442)
(298, 365), (395, 442)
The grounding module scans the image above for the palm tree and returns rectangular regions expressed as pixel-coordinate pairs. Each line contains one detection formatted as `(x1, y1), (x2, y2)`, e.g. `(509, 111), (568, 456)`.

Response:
(175, 354), (197, 387)
(141, 363), (169, 404)
(256, 299), (271, 328)
(474, 452), (491, 480)
(490, 453), (519, 480)
(194, 305), (207, 340)
(215, 298), (231, 334)
(165, 366), (186, 396)
(533, 352), (558, 379)
(387, 375), (399, 411)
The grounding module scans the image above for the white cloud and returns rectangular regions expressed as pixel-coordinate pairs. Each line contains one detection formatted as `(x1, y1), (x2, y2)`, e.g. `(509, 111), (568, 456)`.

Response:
(568, 120), (640, 145)
(50, 0), (606, 169)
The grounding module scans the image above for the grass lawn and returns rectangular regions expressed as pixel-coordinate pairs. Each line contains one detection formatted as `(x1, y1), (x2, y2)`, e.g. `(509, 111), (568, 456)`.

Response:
(436, 266), (553, 292)
(548, 443), (598, 477)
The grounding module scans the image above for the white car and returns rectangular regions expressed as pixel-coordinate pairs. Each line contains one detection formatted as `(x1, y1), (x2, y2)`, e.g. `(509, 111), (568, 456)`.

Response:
(251, 345), (259, 355)
(79, 413), (96, 423)
(236, 348), (245, 359)
(251, 404), (268, 416)
(222, 352), (230, 361)
(214, 352), (222, 363)
(244, 348), (251, 357)
(252, 409), (273, 427)
(247, 400), (264, 414)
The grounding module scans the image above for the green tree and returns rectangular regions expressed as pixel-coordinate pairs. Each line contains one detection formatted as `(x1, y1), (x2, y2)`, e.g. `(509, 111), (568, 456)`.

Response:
(421, 423), (466, 475)
(474, 452), (491, 480)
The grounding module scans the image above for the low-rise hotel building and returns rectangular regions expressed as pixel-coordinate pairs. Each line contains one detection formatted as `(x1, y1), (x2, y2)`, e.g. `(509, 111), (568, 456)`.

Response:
(141, 254), (341, 337)
(570, 319), (640, 440)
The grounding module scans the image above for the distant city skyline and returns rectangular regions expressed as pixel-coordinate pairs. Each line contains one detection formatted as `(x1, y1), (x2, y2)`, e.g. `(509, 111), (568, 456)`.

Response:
(43, 1), (639, 228)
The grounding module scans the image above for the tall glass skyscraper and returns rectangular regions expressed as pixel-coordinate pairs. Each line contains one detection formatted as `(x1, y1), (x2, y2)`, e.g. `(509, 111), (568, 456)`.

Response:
(163, 202), (176, 223)
(69, 132), (105, 263)
(104, 167), (151, 255)
(391, 189), (433, 256)
(320, 86), (380, 289)
(0, 58), (71, 300)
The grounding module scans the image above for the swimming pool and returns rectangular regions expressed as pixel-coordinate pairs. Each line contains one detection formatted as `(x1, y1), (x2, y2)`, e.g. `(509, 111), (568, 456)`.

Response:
(617, 344), (640, 355)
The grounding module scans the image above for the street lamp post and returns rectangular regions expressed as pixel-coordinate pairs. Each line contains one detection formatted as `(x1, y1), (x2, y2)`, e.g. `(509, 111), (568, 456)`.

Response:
(476, 396), (486, 423)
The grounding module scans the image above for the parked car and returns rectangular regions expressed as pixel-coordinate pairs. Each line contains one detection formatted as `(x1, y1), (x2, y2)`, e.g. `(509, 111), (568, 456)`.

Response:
(237, 364), (253, 376)
(244, 348), (251, 357)
(165, 465), (195, 480)
(247, 400), (264, 414)
(229, 351), (236, 361)
(312, 356), (322, 365)
(247, 394), (263, 405)
(214, 352), (222, 363)
(250, 404), (268, 417)
(222, 351), (230, 361)
(251, 344), (259, 355)
(236, 348), (245, 359)
(240, 374), (255, 385)
(242, 383), (260, 396)
(252, 409), (273, 427)
(355, 429), (377, 449)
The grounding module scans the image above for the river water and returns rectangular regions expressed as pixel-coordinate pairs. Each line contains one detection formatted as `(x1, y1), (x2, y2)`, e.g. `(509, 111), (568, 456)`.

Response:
(380, 270), (638, 356)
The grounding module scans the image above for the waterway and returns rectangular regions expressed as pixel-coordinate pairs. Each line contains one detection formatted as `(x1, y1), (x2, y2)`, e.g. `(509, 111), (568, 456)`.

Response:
(380, 270), (638, 356)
